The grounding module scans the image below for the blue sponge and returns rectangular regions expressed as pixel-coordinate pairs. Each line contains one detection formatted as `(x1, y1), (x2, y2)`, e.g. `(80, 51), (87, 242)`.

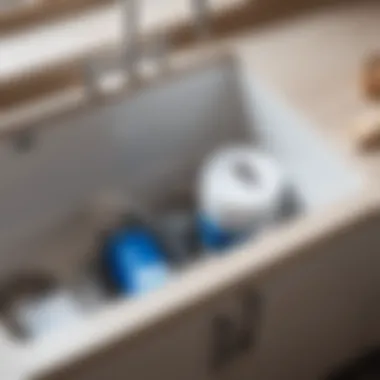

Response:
(103, 226), (168, 296)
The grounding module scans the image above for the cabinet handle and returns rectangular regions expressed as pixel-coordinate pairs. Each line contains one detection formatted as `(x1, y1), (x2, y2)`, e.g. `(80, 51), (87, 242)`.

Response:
(236, 290), (262, 353)
(211, 314), (237, 369)
(210, 289), (262, 371)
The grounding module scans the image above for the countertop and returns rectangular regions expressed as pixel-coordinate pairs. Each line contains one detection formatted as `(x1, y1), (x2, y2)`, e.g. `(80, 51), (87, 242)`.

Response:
(232, 0), (380, 175)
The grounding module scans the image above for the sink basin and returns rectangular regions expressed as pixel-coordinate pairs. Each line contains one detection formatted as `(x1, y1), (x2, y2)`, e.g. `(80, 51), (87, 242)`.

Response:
(0, 55), (362, 278)
(0, 52), (369, 380)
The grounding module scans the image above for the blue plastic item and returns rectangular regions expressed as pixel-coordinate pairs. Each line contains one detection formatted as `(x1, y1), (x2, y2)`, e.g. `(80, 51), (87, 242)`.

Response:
(198, 215), (243, 252)
(103, 226), (168, 296)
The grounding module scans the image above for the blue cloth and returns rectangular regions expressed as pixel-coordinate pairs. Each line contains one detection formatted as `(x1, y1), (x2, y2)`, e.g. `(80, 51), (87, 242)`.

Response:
(103, 227), (168, 296)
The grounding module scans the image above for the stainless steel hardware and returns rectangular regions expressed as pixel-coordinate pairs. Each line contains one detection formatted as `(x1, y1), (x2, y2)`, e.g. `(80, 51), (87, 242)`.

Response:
(119, 0), (141, 81)
(191, 0), (210, 37)
(82, 58), (100, 99)
(211, 289), (262, 371)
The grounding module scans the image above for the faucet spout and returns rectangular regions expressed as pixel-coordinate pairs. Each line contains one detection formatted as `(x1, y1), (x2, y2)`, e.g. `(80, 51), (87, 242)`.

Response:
(119, 0), (140, 80)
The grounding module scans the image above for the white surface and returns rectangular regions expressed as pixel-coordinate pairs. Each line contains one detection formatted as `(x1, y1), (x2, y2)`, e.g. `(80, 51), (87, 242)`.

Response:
(16, 291), (84, 341)
(199, 146), (286, 231)
(0, 326), (29, 380)
(240, 73), (362, 211)
(0, 60), (244, 274)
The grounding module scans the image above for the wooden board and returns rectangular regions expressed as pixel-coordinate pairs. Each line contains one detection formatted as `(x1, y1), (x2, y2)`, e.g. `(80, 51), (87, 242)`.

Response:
(0, 0), (112, 36)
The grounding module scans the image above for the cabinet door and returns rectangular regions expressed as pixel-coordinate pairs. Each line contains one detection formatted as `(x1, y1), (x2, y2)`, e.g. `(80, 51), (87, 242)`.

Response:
(36, 207), (380, 380)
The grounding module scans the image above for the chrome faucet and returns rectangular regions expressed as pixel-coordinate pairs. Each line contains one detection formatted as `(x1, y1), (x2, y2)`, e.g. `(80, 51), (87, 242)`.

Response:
(83, 57), (99, 98)
(191, 0), (210, 37)
(119, 0), (140, 81)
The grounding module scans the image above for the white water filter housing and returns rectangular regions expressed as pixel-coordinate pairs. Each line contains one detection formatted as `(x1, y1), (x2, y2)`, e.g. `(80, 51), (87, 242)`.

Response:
(198, 146), (287, 237)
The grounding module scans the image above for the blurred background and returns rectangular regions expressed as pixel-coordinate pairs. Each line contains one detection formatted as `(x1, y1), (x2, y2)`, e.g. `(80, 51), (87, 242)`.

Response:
(0, 1), (380, 380)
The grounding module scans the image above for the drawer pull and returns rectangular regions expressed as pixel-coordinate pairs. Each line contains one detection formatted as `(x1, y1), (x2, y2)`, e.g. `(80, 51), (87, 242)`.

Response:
(211, 290), (262, 370)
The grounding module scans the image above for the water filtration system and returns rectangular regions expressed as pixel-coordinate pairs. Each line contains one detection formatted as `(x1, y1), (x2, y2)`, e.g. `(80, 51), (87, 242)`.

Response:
(198, 146), (287, 251)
